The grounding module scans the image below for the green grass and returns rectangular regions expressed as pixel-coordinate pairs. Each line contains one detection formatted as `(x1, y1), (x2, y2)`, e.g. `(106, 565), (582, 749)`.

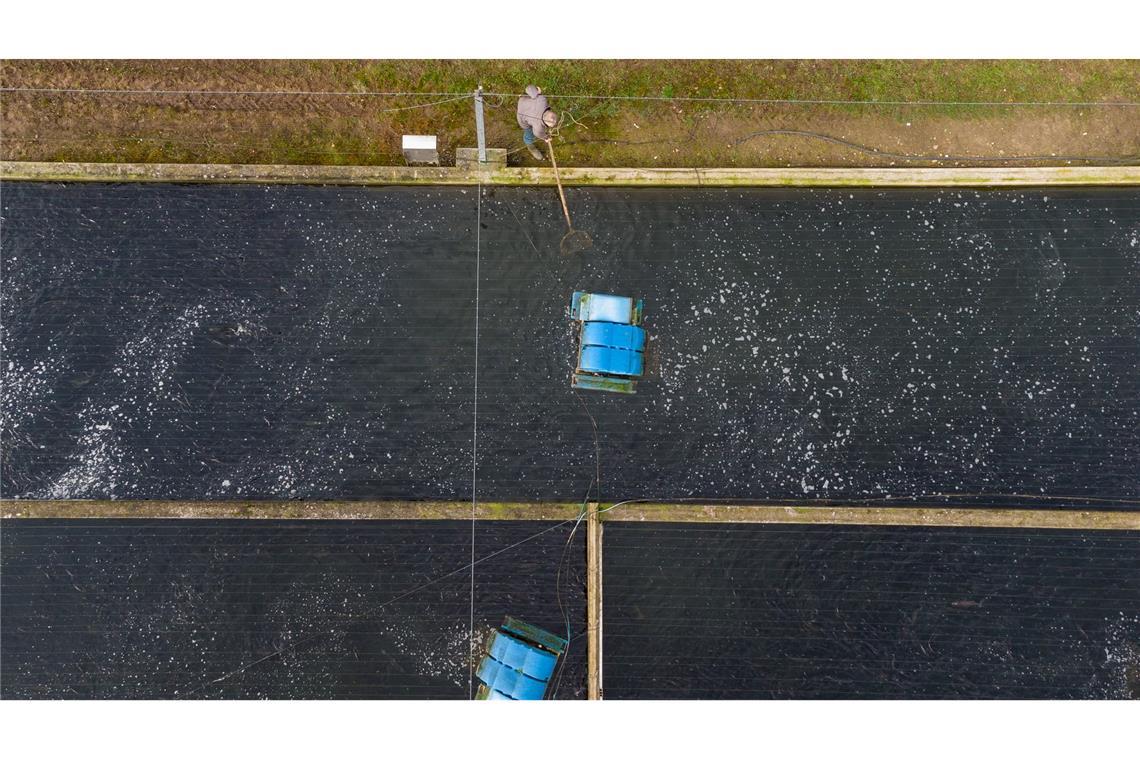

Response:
(3, 60), (1136, 168)
(305, 60), (1140, 104)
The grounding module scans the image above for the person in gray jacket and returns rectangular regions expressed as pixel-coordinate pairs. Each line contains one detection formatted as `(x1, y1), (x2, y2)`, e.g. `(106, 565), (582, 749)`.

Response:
(517, 84), (559, 161)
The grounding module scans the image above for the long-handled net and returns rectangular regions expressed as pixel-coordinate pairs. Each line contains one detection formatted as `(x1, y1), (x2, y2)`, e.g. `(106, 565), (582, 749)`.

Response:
(547, 140), (593, 255)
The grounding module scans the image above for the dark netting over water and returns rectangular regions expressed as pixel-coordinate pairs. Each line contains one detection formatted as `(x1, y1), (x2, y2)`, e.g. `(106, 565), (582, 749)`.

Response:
(604, 524), (1140, 699)
(2, 183), (1138, 701)
(3, 518), (1135, 699)
(2, 183), (1138, 506)
(0, 519), (587, 699)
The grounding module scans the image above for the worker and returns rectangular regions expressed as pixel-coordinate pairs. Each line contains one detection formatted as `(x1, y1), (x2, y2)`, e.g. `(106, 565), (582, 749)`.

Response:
(517, 84), (559, 161)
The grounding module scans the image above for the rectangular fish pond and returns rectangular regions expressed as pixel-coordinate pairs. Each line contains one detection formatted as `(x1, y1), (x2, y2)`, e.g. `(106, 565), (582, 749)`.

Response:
(3, 183), (1136, 507)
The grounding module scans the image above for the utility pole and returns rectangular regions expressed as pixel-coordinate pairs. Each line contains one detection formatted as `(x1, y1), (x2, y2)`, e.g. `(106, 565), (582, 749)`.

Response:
(474, 86), (486, 164)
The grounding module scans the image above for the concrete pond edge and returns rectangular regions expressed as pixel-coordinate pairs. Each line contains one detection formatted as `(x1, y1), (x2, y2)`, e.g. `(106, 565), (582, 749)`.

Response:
(3, 161), (1139, 187)
(4, 500), (1138, 530)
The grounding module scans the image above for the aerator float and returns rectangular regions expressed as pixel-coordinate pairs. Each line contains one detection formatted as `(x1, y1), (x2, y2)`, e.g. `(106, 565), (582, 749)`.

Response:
(474, 617), (568, 700)
(568, 291), (647, 394)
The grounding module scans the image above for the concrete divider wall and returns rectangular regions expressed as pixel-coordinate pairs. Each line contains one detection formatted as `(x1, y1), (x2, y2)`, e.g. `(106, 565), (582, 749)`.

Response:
(3, 161), (1138, 187)
(5, 500), (1139, 530)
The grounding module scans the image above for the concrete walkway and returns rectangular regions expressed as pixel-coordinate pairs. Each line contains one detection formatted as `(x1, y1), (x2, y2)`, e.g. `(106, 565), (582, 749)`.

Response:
(4, 160), (1138, 187)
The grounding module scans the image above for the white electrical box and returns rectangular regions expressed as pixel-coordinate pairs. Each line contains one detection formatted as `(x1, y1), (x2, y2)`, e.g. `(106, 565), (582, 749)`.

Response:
(402, 135), (439, 165)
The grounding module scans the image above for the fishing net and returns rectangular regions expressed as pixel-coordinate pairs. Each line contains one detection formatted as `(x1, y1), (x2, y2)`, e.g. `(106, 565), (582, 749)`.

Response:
(560, 229), (593, 256)
(547, 137), (593, 256)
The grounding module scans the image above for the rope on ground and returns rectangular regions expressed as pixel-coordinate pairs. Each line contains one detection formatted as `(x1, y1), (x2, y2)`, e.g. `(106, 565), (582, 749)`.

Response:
(541, 131), (1138, 166)
(731, 129), (1140, 165)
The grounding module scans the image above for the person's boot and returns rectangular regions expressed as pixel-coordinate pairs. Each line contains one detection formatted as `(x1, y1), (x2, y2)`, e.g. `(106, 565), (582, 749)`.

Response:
(527, 143), (546, 161)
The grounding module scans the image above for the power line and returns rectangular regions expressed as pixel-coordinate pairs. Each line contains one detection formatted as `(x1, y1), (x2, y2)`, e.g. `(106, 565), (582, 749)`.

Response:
(1, 87), (469, 98)
(168, 517), (583, 697)
(4, 85), (1138, 107)
(370, 94), (473, 112)
(468, 183), (482, 700)
(491, 92), (1140, 108)
(0, 87), (473, 113)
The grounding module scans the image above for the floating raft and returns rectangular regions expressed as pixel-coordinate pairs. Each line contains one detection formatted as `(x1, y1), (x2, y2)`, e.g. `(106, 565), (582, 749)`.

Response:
(569, 291), (647, 394)
(475, 617), (568, 700)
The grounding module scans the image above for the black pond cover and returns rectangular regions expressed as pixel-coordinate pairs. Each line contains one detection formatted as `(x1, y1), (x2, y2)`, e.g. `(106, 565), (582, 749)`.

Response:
(1, 520), (587, 699)
(604, 524), (1139, 699)
(3, 183), (1138, 505)
(2, 183), (1138, 699)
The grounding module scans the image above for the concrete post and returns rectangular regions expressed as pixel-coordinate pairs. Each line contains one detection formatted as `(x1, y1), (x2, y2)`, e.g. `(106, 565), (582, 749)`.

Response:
(474, 86), (486, 164)
(587, 501), (603, 699)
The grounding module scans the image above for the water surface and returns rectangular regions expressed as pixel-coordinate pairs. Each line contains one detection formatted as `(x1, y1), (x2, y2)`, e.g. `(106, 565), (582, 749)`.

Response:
(3, 183), (1137, 505)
